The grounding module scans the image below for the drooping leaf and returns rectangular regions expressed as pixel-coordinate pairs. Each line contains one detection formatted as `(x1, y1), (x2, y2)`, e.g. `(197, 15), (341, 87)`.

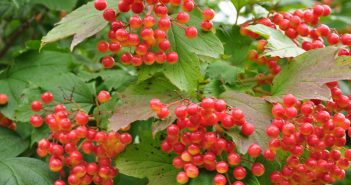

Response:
(0, 127), (29, 158)
(221, 90), (272, 154)
(216, 25), (252, 66)
(109, 76), (182, 131)
(206, 61), (244, 84)
(267, 47), (351, 102)
(247, 24), (305, 58)
(30, 0), (78, 11)
(0, 51), (74, 120)
(41, 0), (118, 50)
(0, 157), (57, 185)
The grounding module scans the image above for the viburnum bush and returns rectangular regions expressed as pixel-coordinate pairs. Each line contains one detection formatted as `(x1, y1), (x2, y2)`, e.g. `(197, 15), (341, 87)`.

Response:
(2, 0), (351, 185)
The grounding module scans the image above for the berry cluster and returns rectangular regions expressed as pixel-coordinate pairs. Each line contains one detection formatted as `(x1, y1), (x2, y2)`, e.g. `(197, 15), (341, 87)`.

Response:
(264, 94), (351, 184)
(94, 0), (215, 67)
(241, 4), (351, 83)
(150, 98), (265, 185)
(30, 91), (132, 185)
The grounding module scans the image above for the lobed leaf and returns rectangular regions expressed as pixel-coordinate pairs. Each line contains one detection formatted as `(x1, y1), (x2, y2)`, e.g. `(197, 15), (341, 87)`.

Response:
(267, 47), (351, 102)
(0, 127), (29, 159)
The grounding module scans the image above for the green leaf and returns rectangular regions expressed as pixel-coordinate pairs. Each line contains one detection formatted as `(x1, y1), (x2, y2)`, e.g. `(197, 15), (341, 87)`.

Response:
(41, 0), (118, 50)
(267, 47), (351, 102)
(216, 25), (252, 66)
(203, 79), (225, 97)
(138, 15), (223, 93)
(206, 61), (244, 84)
(221, 90), (272, 154)
(31, 124), (50, 146)
(109, 76), (181, 131)
(0, 51), (74, 120)
(188, 171), (215, 185)
(0, 127), (29, 158)
(116, 123), (178, 185)
(96, 70), (136, 92)
(247, 24), (305, 58)
(115, 173), (148, 185)
(0, 157), (57, 185)
(231, 0), (270, 11)
(30, 0), (78, 11)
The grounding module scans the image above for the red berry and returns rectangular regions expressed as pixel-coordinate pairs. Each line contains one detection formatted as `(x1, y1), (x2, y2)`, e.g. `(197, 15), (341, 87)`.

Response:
(131, 2), (144, 14)
(41, 92), (53, 104)
(214, 174), (227, 185)
(176, 171), (189, 184)
(185, 26), (198, 39)
(97, 41), (109, 53)
(203, 8), (215, 21)
(341, 34), (351, 46)
(167, 52), (178, 64)
(201, 21), (213, 31)
(129, 15), (142, 29)
(233, 166), (247, 180)
(103, 9), (116, 22)
(101, 56), (115, 68)
(94, 0), (107, 11)
(251, 162), (265, 176)
(328, 33), (340, 45)
(31, 101), (43, 112)
(248, 144), (261, 158)
(30, 115), (43, 127)
(182, 0), (195, 12)
(241, 122), (254, 136)
(176, 12), (190, 24)
(158, 18), (171, 31)
(97, 90), (110, 103)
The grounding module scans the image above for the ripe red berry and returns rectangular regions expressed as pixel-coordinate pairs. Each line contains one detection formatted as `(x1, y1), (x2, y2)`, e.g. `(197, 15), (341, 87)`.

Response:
(341, 34), (351, 46)
(54, 180), (66, 185)
(185, 26), (198, 39)
(328, 33), (339, 45)
(251, 162), (265, 176)
(167, 52), (178, 64)
(203, 8), (215, 21)
(41, 92), (53, 104)
(30, 115), (44, 127)
(176, 171), (189, 184)
(101, 56), (115, 69)
(241, 122), (254, 136)
(176, 12), (190, 24)
(97, 90), (111, 103)
(233, 166), (247, 180)
(75, 112), (89, 125)
(216, 161), (229, 174)
(97, 41), (109, 53)
(214, 174), (227, 185)
(158, 18), (171, 30)
(201, 21), (213, 31)
(248, 144), (262, 158)
(131, 2), (144, 14)
(94, 0), (107, 11)
(103, 9), (116, 22)
(129, 15), (142, 29)
(31, 101), (43, 112)
(182, 0), (195, 12)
